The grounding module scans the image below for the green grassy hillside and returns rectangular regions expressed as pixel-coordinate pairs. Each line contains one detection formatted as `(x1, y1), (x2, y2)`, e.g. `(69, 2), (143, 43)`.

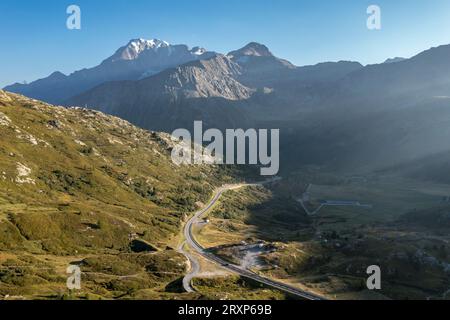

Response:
(0, 90), (242, 299)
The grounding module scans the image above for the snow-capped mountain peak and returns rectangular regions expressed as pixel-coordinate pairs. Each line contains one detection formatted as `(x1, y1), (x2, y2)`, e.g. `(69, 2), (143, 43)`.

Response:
(112, 38), (171, 61)
(133, 38), (170, 49)
(5, 37), (216, 103)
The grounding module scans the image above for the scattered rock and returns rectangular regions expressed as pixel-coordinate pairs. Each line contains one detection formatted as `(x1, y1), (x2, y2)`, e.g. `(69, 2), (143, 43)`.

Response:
(0, 112), (12, 126)
(0, 90), (13, 102)
(15, 162), (35, 184)
(74, 139), (86, 146)
(17, 133), (38, 145)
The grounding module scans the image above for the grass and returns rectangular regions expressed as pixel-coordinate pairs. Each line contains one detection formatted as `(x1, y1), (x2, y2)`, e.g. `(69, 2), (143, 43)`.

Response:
(0, 90), (252, 299)
(2, 90), (448, 300)
(194, 177), (450, 300)
(197, 186), (313, 246)
(192, 276), (287, 300)
(307, 177), (444, 224)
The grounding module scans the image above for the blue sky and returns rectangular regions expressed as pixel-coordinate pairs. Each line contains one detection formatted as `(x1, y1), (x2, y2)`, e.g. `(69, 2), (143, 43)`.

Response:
(1, 0), (450, 87)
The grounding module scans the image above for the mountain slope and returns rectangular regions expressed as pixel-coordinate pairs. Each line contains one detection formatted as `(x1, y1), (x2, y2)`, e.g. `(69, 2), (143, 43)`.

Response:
(0, 90), (239, 299)
(67, 55), (256, 132)
(227, 42), (296, 88)
(4, 39), (215, 104)
(280, 44), (450, 173)
(66, 42), (364, 131)
(5, 40), (366, 133)
(328, 44), (450, 112)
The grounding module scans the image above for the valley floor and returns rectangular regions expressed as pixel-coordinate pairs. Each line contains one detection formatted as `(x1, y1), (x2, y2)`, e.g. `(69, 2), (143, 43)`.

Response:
(191, 172), (450, 300)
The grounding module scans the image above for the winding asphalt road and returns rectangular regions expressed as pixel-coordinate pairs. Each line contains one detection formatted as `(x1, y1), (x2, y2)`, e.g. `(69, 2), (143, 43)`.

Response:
(178, 240), (199, 293)
(180, 179), (325, 300)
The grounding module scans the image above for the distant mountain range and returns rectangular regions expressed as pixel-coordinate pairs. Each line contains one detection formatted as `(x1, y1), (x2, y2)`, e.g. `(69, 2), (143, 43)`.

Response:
(4, 38), (215, 104)
(4, 38), (364, 131)
(5, 39), (450, 178)
(281, 44), (450, 176)
(64, 40), (363, 131)
(68, 54), (256, 131)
